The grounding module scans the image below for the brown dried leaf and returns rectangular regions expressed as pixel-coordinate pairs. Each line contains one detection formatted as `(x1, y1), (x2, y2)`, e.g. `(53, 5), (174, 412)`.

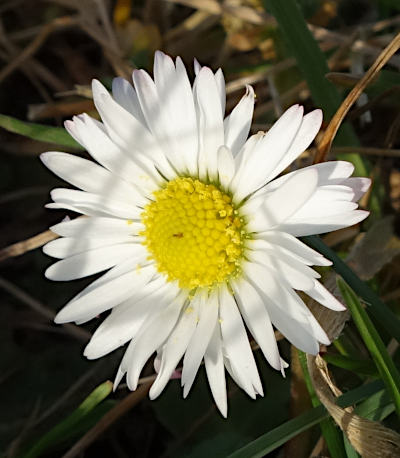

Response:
(307, 354), (400, 458)
(347, 216), (400, 281)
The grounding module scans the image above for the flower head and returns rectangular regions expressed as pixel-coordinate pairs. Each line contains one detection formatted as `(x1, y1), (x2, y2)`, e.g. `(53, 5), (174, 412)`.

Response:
(41, 51), (370, 416)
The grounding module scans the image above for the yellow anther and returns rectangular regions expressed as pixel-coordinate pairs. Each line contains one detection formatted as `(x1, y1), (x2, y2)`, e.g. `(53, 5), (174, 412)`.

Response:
(140, 177), (246, 289)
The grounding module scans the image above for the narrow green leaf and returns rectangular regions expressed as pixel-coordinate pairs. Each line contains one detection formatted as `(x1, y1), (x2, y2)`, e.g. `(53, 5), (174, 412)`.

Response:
(323, 353), (379, 377)
(298, 351), (347, 458)
(343, 435), (360, 458)
(355, 388), (395, 421)
(303, 235), (400, 342)
(0, 113), (83, 150)
(227, 381), (384, 458)
(338, 280), (400, 418)
(263, 0), (362, 153)
(23, 381), (113, 458)
(263, 0), (384, 219)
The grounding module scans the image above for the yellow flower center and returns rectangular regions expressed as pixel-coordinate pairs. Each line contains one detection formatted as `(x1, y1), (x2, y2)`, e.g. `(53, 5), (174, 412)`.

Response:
(141, 177), (247, 290)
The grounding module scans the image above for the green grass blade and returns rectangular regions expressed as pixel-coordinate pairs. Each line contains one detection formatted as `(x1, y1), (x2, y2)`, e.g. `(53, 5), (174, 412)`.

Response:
(263, 0), (384, 219)
(298, 351), (347, 458)
(227, 381), (384, 458)
(355, 388), (395, 421)
(23, 381), (113, 458)
(0, 113), (83, 150)
(343, 436), (360, 458)
(338, 280), (400, 417)
(303, 235), (400, 342)
(263, 0), (363, 156)
(323, 353), (379, 377)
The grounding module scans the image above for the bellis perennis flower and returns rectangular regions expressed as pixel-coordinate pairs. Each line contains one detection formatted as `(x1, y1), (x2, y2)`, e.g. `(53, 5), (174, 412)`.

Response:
(41, 51), (370, 417)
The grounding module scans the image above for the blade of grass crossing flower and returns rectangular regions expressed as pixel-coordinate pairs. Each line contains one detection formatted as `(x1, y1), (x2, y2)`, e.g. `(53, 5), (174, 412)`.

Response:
(227, 381), (384, 458)
(0, 113), (83, 150)
(338, 280), (400, 418)
(298, 351), (347, 458)
(23, 381), (114, 458)
(303, 235), (400, 343)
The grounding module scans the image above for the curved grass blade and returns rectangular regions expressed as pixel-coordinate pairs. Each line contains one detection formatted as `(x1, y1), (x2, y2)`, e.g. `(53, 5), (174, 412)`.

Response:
(338, 280), (400, 418)
(227, 381), (384, 458)
(0, 113), (83, 150)
(323, 353), (379, 377)
(303, 235), (400, 342)
(298, 351), (347, 458)
(23, 381), (113, 458)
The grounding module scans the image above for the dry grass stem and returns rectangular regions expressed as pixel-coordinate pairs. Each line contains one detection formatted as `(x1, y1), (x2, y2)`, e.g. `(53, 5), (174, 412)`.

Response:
(315, 31), (400, 164)
(0, 276), (91, 342)
(0, 16), (79, 85)
(0, 229), (58, 262)
(61, 382), (152, 458)
(166, 0), (271, 25)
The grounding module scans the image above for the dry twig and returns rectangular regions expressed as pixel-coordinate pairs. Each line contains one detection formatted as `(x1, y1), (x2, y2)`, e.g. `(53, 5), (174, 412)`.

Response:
(315, 31), (400, 163)
(0, 276), (91, 343)
(62, 382), (152, 458)
(0, 229), (58, 262)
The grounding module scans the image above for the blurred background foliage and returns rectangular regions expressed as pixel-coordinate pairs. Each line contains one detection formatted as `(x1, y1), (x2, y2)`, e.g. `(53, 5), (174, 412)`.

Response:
(0, 0), (400, 457)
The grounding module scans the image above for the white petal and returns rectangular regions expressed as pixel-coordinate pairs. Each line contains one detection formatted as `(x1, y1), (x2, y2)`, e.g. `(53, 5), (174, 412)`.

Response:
(231, 278), (281, 371)
(153, 52), (199, 175)
(262, 296), (319, 354)
(45, 243), (142, 281)
(245, 262), (324, 353)
(193, 58), (201, 75)
(91, 80), (177, 180)
(72, 256), (146, 304)
(265, 109), (322, 182)
(54, 262), (156, 323)
(246, 248), (316, 291)
(223, 356), (255, 397)
(84, 277), (176, 359)
(224, 85), (254, 156)
(307, 280), (346, 311)
(132, 69), (186, 172)
(49, 188), (143, 219)
(244, 261), (310, 322)
(41, 151), (142, 203)
(215, 68), (226, 116)
(194, 67), (225, 180)
(292, 200), (358, 220)
(278, 210), (370, 237)
(219, 283), (262, 397)
(181, 290), (219, 397)
(231, 105), (304, 201)
(344, 177), (371, 202)
(253, 231), (331, 266)
(149, 299), (200, 400)
(124, 290), (187, 390)
(204, 323), (227, 417)
(66, 114), (162, 191)
(245, 168), (318, 232)
(263, 161), (355, 195)
(112, 77), (146, 125)
(217, 146), (235, 190)
(43, 236), (135, 259)
(50, 217), (143, 238)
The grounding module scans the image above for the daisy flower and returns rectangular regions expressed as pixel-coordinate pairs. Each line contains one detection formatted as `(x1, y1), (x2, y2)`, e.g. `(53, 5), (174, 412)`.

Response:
(41, 51), (370, 417)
